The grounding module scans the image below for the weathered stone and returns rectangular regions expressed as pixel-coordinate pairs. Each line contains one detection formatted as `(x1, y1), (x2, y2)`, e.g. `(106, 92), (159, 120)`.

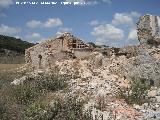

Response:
(156, 96), (160, 103)
(157, 88), (160, 96)
(118, 47), (160, 86)
(148, 90), (157, 97)
(137, 14), (160, 46)
(11, 76), (27, 85)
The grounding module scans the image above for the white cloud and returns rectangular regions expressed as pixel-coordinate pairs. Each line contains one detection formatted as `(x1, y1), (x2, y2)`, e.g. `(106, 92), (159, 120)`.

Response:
(90, 20), (99, 26)
(0, 0), (15, 17)
(92, 24), (124, 40)
(44, 18), (63, 28)
(25, 32), (43, 43)
(91, 24), (124, 45)
(0, 0), (13, 9)
(131, 11), (141, 18)
(38, 37), (48, 43)
(0, 24), (21, 35)
(112, 13), (133, 26)
(24, 33), (49, 43)
(14, 35), (20, 39)
(90, 11), (141, 47)
(26, 20), (41, 29)
(56, 27), (73, 35)
(26, 18), (63, 29)
(26, 33), (41, 39)
(112, 11), (141, 26)
(128, 28), (138, 40)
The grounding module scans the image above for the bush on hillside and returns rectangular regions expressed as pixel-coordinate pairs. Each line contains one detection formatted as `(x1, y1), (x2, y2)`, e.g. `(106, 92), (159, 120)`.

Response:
(117, 78), (150, 105)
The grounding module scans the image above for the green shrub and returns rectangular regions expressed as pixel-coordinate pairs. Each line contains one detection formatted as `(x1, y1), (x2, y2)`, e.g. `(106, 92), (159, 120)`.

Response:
(94, 95), (106, 111)
(117, 78), (150, 105)
(12, 84), (44, 105)
(22, 102), (48, 120)
(22, 95), (93, 120)
(11, 74), (69, 105)
(0, 73), (75, 120)
(0, 71), (23, 89)
(0, 101), (10, 120)
(35, 74), (69, 92)
(47, 95), (93, 120)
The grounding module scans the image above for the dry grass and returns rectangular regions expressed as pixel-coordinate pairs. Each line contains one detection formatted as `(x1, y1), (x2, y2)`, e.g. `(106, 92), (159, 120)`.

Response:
(0, 64), (24, 71)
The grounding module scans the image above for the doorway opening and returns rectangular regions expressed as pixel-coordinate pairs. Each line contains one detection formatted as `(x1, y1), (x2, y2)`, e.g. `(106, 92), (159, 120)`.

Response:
(38, 55), (42, 69)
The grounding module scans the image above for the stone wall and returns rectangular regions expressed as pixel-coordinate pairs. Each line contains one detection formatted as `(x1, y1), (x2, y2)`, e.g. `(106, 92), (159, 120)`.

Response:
(25, 33), (92, 70)
(25, 38), (65, 69)
(137, 14), (160, 46)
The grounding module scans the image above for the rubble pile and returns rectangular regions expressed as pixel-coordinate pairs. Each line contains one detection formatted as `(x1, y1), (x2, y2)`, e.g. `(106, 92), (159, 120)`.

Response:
(54, 53), (133, 120)
(52, 47), (159, 120)
(12, 46), (160, 120)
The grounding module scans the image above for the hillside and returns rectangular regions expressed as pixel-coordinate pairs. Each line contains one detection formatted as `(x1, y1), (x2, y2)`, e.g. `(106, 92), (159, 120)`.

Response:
(0, 35), (34, 53)
(0, 35), (34, 63)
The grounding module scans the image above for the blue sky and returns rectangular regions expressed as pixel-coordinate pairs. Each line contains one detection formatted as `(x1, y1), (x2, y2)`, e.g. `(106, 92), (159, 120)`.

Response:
(0, 0), (160, 47)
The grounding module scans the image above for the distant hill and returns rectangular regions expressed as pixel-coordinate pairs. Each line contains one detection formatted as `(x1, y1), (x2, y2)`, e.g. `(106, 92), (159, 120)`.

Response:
(0, 35), (34, 64)
(0, 35), (34, 54)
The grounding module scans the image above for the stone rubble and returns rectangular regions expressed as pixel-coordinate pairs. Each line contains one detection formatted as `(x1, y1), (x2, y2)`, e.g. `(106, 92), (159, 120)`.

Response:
(12, 46), (160, 119)
(52, 53), (130, 119)
(51, 46), (160, 120)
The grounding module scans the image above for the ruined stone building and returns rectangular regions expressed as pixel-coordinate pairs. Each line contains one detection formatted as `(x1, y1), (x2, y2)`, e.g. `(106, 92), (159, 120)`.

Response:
(137, 14), (160, 46)
(25, 14), (160, 71)
(25, 33), (92, 70)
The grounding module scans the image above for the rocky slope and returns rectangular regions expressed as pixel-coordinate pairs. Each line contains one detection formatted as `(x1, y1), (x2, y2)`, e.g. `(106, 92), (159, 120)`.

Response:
(48, 45), (159, 120)
(11, 44), (160, 120)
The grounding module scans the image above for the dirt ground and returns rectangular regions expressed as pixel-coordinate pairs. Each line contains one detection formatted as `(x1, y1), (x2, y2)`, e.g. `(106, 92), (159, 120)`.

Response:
(0, 64), (24, 71)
